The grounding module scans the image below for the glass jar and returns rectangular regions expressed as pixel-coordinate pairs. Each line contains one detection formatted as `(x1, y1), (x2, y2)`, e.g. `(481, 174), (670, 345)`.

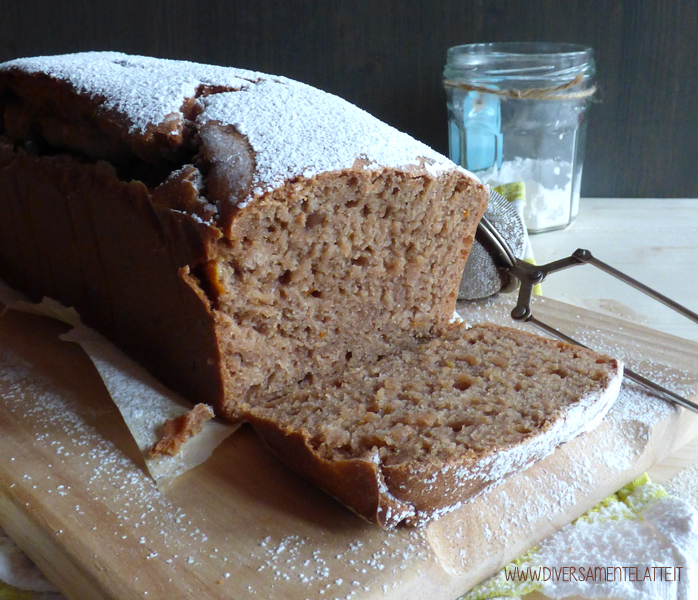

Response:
(444, 43), (596, 233)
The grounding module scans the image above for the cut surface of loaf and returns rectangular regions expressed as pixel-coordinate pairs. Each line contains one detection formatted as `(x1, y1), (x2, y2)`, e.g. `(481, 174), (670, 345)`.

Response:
(246, 322), (623, 527)
(0, 53), (623, 528)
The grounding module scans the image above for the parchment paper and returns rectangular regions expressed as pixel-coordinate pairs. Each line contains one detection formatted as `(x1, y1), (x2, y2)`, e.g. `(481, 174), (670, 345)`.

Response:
(0, 279), (238, 489)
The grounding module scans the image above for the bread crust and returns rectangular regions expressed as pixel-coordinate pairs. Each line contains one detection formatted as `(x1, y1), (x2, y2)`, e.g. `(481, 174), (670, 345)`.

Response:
(0, 140), (226, 405)
(248, 414), (415, 528)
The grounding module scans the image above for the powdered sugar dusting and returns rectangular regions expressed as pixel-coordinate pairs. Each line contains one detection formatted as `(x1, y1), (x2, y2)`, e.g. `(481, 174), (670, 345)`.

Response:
(1, 52), (263, 134)
(198, 78), (457, 199)
(0, 345), (214, 575)
(1, 51), (468, 206)
(667, 463), (698, 511)
(248, 531), (433, 597)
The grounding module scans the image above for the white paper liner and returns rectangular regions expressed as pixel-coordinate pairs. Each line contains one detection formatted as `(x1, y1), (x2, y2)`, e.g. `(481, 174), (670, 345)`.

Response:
(0, 528), (60, 594)
(0, 279), (238, 488)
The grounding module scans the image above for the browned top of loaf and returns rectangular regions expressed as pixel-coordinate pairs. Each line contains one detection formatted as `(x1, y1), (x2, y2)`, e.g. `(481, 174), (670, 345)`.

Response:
(0, 52), (472, 235)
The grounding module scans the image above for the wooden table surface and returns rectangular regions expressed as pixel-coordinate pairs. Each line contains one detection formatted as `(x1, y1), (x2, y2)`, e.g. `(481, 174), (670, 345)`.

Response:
(528, 198), (698, 344)
(522, 197), (698, 600)
(1, 198), (697, 600)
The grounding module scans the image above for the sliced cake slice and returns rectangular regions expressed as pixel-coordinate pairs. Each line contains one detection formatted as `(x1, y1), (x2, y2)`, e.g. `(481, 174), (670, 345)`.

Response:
(245, 322), (623, 527)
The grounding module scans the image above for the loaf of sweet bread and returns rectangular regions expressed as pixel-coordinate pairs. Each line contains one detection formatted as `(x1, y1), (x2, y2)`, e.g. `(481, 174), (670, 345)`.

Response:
(0, 53), (622, 527)
(0, 52), (486, 410)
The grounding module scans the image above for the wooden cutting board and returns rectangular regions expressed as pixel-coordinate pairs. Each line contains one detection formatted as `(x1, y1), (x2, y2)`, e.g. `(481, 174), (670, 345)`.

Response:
(1, 295), (697, 600)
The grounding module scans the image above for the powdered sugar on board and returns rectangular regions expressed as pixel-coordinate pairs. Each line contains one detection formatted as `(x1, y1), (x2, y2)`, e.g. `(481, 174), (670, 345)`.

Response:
(0, 343), (218, 573)
(667, 462), (698, 512)
(0, 331), (439, 599)
(0, 279), (237, 487)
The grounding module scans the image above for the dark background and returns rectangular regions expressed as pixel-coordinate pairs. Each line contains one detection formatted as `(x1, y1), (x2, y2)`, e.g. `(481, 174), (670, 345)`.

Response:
(1, 1), (696, 198)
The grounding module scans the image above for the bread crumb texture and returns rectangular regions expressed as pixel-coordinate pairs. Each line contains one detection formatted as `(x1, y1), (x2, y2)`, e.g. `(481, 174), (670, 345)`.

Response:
(260, 324), (617, 464)
(247, 322), (622, 526)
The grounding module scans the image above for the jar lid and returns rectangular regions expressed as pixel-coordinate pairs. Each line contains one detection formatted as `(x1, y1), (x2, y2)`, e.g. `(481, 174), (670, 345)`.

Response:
(444, 42), (595, 89)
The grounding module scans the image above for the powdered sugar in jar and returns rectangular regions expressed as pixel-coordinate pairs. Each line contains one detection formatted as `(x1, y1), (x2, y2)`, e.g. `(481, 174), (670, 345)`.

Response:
(444, 43), (596, 233)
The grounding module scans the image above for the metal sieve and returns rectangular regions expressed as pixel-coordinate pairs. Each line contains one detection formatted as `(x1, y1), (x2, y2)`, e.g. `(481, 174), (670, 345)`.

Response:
(464, 189), (698, 414)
